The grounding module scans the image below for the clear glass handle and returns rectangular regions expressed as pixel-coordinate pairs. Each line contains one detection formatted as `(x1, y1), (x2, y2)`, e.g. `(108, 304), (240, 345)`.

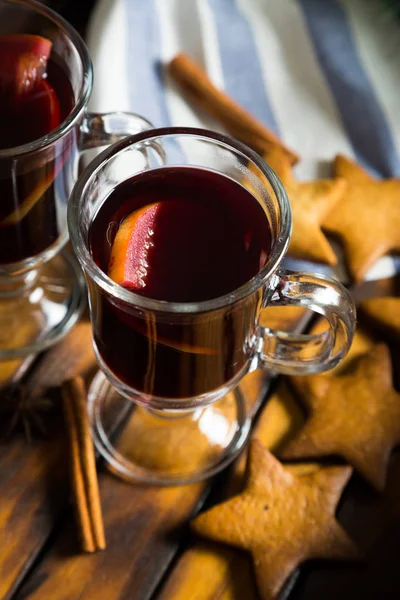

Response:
(79, 111), (153, 150)
(259, 270), (356, 375)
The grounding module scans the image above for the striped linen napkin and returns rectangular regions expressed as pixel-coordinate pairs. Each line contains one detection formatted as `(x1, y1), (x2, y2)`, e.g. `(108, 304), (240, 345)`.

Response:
(86, 0), (400, 279)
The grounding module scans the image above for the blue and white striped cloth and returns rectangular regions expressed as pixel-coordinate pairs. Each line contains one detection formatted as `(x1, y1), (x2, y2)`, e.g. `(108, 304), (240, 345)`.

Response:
(86, 0), (400, 279)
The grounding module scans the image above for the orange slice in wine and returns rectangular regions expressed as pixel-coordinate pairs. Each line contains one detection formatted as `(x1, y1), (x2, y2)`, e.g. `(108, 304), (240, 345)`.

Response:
(108, 204), (216, 355)
(0, 34), (65, 225)
(108, 203), (160, 290)
(0, 34), (52, 100)
(1, 80), (62, 226)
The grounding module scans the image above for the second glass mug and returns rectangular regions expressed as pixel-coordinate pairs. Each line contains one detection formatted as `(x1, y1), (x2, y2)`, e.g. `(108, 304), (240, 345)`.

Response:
(0, 0), (151, 358)
(68, 127), (356, 485)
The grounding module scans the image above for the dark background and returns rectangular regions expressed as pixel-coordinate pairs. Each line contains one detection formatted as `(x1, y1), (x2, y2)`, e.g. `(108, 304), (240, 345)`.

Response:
(45, 0), (96, 36)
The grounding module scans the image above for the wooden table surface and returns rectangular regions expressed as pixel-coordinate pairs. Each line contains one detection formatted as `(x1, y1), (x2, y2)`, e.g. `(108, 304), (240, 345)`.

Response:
(1, 4), (400, 600)
(1, 269), (400, 600)
(0, 280), (304, 599)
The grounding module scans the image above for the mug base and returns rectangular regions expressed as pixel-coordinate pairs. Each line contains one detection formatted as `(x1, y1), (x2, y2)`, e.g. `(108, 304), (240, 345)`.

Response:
(0, 249), (85, 360)
(87, 371), (251, 486)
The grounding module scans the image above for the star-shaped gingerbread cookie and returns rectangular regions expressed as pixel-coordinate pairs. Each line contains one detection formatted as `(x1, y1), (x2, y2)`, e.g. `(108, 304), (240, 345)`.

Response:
(191, 440), (357, 600)
(264, 148), (346, 265)
(322, 155), (400, 282)
(360, 297), (400, 341)
(282, 344), (400, 491)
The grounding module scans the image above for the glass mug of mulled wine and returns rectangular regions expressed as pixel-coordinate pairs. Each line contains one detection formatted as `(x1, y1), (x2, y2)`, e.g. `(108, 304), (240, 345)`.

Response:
(68, 127), (356, 485)
(0, 0), (151, 358)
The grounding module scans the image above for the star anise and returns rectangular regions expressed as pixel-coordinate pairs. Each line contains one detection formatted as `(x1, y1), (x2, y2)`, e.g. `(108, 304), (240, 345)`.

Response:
(0, 385), (54, 442)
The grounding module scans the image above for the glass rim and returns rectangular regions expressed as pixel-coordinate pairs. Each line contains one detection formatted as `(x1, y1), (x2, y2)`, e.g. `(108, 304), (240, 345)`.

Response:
(68, 127), (292, 314)
(0, 0), (92, 159)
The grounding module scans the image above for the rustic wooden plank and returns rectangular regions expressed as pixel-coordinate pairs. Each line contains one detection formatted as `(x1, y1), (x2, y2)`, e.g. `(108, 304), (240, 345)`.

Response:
(16, 475), (207, 600)
(0, 340), (44, 599)
(156, 542), (260, 600)
(0, 321), (97, 600)
(0, 437), (67, 600)
(13, 307), (307, 600)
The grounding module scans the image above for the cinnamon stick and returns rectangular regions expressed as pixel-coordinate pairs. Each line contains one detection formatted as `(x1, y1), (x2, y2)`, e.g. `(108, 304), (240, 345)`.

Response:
(62, 391), (96, 553)
(168, 53), (299, 164)
(62, 376), (106, 552)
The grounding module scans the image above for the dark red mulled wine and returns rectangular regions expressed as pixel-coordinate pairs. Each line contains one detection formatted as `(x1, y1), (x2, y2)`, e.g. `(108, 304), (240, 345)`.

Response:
(89, 166), (273, 399)
(0, 35), (75, 264)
